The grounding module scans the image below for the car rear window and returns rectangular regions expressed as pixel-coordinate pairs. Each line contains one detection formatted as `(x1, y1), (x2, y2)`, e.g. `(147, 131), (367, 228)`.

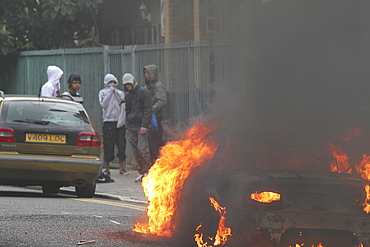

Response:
(1, 100), (89, 127)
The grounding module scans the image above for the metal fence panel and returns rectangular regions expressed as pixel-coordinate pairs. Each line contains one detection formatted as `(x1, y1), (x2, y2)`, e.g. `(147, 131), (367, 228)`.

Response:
(5, 42), (216, 134)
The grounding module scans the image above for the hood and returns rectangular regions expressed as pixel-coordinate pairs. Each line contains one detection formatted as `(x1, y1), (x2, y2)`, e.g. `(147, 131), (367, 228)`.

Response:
(46, 65), (63, 89)
(122, 73), (138, 91)
(144, 64), (158, 84)
(104, 73), (118, 86)
(67, 73), (81, 88)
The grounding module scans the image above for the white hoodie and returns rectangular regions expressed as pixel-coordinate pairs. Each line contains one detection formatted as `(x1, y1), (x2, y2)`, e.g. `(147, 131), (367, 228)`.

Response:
(41, 65), (64, 97)
(98, 73), (125, 126)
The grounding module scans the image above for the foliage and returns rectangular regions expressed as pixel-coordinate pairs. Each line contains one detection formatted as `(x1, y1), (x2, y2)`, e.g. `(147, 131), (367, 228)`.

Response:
(0, 0), (103, 56)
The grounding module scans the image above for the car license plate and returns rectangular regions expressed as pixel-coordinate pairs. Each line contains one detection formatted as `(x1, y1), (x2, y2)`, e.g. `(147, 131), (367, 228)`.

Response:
(25, 133), (66, 144)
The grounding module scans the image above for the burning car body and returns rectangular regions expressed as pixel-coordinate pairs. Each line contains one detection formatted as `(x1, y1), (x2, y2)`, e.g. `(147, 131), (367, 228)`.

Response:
(133, 120), (370, 247)
(178, 135), (370, 247)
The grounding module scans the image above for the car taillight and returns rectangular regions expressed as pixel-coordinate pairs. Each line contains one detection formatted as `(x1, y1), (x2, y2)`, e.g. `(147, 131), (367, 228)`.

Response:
(0, 128), (15, 142)
(77, 132), (101, 146)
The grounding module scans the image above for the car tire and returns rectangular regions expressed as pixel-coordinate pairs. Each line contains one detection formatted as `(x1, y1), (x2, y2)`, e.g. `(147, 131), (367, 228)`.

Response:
(42, 185), (60, 195)
(175, 169), (221, 245)
(75, 184), (96, 198)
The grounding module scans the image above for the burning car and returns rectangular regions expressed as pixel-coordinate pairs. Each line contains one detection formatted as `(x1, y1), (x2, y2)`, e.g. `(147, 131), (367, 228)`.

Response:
(177, 136), (370, 247)
(133, 121), (370, 247)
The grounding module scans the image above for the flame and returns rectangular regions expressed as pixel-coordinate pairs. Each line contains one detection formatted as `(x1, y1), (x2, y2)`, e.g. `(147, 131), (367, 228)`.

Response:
(363, 185), (370, 214)
(355, 154), (370, 181)
(292, 243), (324, 247)
(354, 155), (370, 214)
(194, 197), (232, 247)
(133, 121), (218, 236)
(250, 191), (281, 203)
(325, 142), (351, 173)
(209, 197), (232, 246)
(194, 224), (208, 247)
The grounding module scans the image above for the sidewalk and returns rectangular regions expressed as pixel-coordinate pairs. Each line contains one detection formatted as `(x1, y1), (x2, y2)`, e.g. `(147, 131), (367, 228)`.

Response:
(61, 168), (148, 204)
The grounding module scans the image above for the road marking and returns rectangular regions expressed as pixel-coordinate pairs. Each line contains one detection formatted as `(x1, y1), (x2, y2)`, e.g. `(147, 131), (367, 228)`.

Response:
(71, 198), (146, 211)
(110, 220), (121, 225)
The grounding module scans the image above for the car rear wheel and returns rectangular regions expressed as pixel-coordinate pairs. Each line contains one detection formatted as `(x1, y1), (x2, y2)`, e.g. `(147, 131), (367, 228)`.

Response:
(42, 185), (60, 195)
(75, 184), (96, 198)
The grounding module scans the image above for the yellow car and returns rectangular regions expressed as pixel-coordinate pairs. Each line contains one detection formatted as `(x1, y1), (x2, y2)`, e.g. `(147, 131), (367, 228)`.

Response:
(0, 93), (102, 197)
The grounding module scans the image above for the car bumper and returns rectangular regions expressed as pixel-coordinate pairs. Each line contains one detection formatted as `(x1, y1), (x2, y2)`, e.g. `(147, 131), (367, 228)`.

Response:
(256, 210), (370, 245)
(0, 153), (102, 187)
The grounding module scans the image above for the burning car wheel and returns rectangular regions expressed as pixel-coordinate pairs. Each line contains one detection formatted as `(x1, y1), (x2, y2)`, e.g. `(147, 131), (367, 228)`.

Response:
(175, 168), (221, 244)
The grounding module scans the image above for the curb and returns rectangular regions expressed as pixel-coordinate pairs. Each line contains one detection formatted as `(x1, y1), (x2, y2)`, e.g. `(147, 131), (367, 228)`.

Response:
(59, 188), (148, 205)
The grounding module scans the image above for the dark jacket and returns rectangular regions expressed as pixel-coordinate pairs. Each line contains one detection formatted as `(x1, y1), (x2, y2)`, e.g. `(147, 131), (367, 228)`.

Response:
(125, 85), (152, 130)
(144, 64), (167, 120)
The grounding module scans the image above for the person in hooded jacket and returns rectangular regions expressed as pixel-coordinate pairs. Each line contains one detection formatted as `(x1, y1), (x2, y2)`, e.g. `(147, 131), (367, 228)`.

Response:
(143, 64), (167, 165)
(98, 73), (127, 176)
(122, 73), (152, 183)
(63, 74), (84, 103)
(40, 65), (63, 97)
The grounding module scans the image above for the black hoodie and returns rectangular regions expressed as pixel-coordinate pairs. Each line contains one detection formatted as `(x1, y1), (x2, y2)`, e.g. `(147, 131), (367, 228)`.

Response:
(123, 73), (152, 130)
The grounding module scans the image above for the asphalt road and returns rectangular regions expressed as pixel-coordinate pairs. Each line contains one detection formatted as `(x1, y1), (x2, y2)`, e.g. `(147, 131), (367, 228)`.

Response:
(0, 186), (187, 247)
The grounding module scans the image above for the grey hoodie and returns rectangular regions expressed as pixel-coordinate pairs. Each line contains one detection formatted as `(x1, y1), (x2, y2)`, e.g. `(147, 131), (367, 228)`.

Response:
(98, 73), (125, 124)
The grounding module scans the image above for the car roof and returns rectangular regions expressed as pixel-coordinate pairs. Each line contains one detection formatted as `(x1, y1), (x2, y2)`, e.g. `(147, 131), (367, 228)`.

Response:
(0, 94), (79, 105)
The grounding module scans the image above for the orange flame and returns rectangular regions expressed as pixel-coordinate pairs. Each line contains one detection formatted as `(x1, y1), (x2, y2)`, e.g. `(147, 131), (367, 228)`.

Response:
(133, 121), (218, 236)
(363, 185), (370, 214)
(209, 197), (232, 246)
(194, 197), (232, 247)
(354, 155), (370, 214)
(355, 154), (370, 181)
(292, 243), (324, 247)
(250, 191), (281, 203)
(325, 142), (351, 173)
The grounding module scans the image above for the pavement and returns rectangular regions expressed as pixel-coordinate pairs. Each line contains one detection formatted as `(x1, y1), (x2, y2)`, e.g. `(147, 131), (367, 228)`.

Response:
(61, 168), (148, 204)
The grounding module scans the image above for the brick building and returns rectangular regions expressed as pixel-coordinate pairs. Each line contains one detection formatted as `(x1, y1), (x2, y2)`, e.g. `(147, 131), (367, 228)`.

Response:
(97, 0), (246, 46)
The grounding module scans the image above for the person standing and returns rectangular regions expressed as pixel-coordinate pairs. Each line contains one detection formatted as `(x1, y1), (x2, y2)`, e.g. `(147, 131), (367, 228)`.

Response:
(63, 74), (84, 103)
(122, 73), (152, 183)
(40, 65), (63, 97)
(98, 73), (127, 176)
(143, 64), (167, 165)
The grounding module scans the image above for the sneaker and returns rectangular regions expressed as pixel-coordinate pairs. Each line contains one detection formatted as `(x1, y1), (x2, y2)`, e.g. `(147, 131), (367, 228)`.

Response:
(96, 174), (105, 183)
(120, 169), (129, 175)
(96, 173), (114, 183)
(105, 176), (115, 183)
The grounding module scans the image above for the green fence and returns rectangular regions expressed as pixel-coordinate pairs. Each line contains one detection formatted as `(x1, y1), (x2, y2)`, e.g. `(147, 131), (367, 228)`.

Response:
(3, 42), (216, 135)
